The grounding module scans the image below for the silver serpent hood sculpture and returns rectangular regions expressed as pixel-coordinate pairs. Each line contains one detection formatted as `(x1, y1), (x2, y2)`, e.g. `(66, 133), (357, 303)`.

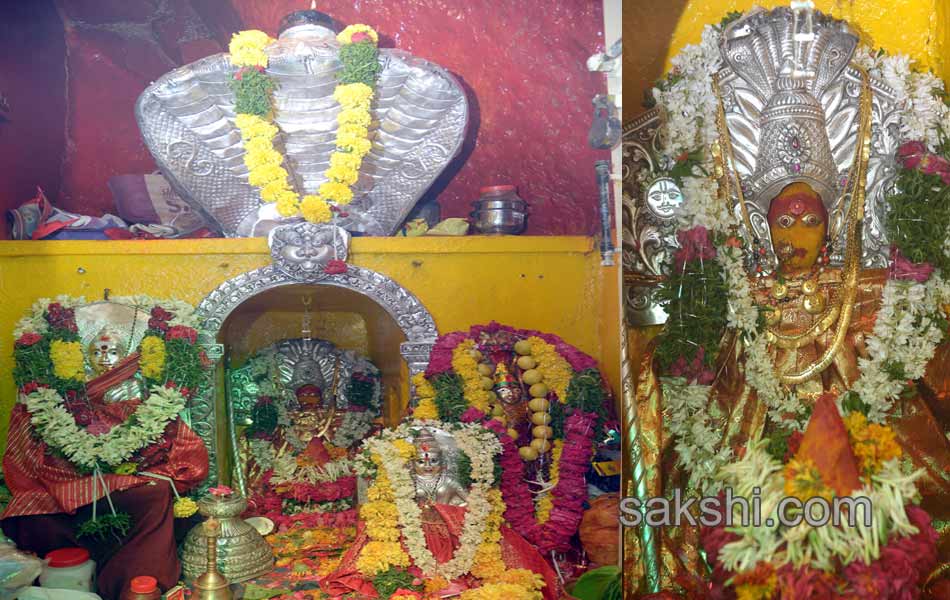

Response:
(135, 9), (468, 237)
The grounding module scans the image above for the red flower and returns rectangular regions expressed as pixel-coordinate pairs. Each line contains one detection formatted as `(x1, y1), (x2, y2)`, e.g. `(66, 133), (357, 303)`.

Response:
(889, 246), (934, 283)
(166, 325), (198, 344)
(45, 303), (78, 333)
(784, 430), (804, 462)
(460, 407), (486, 423)
(350, 31), (370, 43)
(20, 381), (40, 395)
(920, 154), (950, 178)
(209, 485), (233, 497)
(897, 141), (926, 169)
(150, 307), (173, 321)
(15, 333), (42, 347)
(674, 226), (717, 268)
(199, 350), (212, 368)
(148, 317), (169, 332)
(668, 346), (715, 385)
(323, 259), (348, 275)
(775, 564), (838, 599)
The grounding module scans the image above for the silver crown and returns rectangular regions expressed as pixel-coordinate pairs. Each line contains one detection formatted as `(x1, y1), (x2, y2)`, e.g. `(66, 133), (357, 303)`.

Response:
(715, 6), (901, 268)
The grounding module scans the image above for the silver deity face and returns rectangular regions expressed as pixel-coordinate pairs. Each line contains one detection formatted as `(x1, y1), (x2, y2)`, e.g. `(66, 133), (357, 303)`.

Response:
(645, 177), (682, 219)
(413, 436), (444, 478)
(268, 223), (351, 283)
(87, 326), (128, 375)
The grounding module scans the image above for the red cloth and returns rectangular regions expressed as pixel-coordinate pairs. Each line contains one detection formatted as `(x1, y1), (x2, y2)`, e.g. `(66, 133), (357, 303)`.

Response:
(2, 403), (208, 518)
(320, 503), (560, 600)
(2, 482), (181, 600)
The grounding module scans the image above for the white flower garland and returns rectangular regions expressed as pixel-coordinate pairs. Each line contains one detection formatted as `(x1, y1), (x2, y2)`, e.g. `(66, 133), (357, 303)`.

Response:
(14, 294), (201, 471)
(716, 442), (923, 572)
(361, 421), (501, 580)
(331, 410), (376, 449)
(654, 17), (950, 490)
(23, 385), (186, 470)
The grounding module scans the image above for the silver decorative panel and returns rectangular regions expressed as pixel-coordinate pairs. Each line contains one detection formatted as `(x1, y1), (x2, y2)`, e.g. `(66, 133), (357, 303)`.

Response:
(135, 25), (468, 237)
(191, 222), (438, 486)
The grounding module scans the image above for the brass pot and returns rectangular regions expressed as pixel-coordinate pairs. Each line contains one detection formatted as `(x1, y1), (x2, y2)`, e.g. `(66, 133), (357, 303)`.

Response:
(181, 494), (273, 583)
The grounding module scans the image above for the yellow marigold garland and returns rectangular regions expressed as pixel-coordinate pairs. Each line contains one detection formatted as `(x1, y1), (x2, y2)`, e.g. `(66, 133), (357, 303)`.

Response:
(526, 337), (572, 402)
(337, 24), (379, 44)
(459, 581), (544, 600)
(470, 489), (506, 580)
(139, 335), (166, 380)
(227, 26), (378, 223)
(452, 339), (493, 412)
(733, 562), (777, 600)
(412, 372), (439, 420)
(357, 458), (410, 575)
(50, 340), (85, 382)
(535, 439), (563, 524)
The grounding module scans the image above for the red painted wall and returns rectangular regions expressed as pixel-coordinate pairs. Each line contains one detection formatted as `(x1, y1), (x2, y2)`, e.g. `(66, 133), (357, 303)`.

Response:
(0, 1), (68, 240)
(0, 0), (609, 236)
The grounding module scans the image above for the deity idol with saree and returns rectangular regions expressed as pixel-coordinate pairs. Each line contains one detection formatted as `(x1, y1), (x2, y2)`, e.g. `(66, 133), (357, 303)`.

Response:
(320, 423), (560, 599)
(2, 299), (209, 599)
(628, 6), (950, 597)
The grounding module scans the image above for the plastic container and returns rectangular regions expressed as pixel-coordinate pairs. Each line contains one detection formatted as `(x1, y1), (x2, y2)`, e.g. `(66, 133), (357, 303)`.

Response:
(120, 576), (161, 600)
(19, 586), (102, 600)
(39, 549), (95, 593)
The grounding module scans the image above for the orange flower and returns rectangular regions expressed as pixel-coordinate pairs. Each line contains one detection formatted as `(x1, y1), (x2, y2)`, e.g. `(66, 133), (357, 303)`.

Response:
(733, 562), (777, 600)
(844, 412), (902, 478)
(783, 458), (833, 502)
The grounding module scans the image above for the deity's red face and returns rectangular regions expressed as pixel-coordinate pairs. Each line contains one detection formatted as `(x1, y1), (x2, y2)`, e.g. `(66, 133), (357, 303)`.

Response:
(767, 182), (828, 273)
(296, 384), (323, 407)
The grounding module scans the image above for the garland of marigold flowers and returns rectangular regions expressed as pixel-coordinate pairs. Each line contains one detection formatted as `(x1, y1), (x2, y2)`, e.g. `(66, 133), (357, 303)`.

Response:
(228, 25), (380, 223)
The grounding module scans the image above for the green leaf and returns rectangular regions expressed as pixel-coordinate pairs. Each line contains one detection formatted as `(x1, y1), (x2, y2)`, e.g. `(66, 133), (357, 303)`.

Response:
(570, 565), (622, 600)
(77, 512), (132, 542)
(432, 373), (467, 421)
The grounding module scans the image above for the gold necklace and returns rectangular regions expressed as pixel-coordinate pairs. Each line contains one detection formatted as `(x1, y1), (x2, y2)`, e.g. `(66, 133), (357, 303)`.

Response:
(780, 67), (872, 384)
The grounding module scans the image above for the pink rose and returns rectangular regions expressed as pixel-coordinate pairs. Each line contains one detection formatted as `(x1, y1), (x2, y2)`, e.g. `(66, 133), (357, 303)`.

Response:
(897, 140), (927, 169)
(323, 259), (348, 275)
(889, 246), (934, 283)
(674, 226), (716, 268)
(350, 31), (370, 43)
(920, 153), (950, 177)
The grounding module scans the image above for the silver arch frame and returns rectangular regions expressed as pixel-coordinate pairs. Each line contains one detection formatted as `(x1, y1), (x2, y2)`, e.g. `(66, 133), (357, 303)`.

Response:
(190, 223), (438, 486)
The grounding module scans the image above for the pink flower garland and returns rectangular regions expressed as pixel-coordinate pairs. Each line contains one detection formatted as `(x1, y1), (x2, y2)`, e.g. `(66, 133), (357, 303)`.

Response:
(485, 410), (596, 553)
(425, 322), (599, 377)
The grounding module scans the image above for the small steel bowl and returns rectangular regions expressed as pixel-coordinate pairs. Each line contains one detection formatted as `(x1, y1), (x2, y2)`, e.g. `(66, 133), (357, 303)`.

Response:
(470, 207), (527, 234)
